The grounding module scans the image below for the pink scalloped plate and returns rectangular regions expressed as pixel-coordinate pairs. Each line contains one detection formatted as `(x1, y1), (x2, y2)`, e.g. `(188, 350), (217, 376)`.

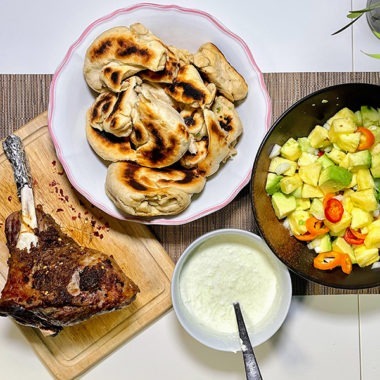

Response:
(48, 3), (271, 225)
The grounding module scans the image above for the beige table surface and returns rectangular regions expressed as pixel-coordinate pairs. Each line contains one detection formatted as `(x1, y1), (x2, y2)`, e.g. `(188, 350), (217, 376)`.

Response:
(1, 71), (380, 296)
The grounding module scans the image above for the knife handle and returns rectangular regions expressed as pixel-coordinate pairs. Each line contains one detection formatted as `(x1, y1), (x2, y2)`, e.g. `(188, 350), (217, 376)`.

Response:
(2, 134), (33, 197)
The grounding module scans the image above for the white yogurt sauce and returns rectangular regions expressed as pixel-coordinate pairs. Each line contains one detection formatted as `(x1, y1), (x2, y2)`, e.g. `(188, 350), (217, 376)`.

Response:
(180, 236), (279, 334)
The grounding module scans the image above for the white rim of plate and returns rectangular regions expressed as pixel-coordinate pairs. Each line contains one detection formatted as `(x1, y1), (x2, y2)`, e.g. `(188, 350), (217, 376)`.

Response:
(47, 2), (272, 225)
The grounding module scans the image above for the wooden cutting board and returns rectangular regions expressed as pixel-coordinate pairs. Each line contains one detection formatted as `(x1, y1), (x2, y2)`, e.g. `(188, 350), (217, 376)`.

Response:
(0, 112), (174, 379)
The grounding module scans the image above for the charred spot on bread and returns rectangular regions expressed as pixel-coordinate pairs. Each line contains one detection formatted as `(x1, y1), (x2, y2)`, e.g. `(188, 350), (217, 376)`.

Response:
(91, 39), (112, 59)
(166, 81), (204, 103)
(218, 115), (233, 132)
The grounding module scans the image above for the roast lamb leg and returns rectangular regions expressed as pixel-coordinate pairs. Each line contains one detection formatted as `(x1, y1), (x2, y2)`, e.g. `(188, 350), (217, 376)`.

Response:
(0, 135), (139, 335)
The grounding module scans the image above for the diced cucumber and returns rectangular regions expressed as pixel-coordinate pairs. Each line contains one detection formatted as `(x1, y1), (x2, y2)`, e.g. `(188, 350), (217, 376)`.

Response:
(361, 105), (380, 127)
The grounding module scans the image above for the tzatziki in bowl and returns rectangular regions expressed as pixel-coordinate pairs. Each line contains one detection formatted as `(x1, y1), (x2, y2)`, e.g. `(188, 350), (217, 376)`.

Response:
(171, 229), (292, 351)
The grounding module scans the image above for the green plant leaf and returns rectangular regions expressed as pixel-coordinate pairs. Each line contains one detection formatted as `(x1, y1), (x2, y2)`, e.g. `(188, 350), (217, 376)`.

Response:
(347, 11), (365, 19)
(332, 14), (363, 35)
(362, 51), (380, 59)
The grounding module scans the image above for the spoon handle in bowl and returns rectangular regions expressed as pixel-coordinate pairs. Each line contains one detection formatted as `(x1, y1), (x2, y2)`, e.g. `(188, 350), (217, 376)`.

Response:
(233, 302), (263, 380)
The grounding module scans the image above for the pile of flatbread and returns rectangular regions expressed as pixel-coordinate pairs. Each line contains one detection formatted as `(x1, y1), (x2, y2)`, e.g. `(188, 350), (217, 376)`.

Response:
(83, 23), (248, 217)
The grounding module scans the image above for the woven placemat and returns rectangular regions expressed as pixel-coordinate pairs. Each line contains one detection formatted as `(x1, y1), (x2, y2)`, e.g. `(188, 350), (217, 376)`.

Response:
(1, 72), (380, 295)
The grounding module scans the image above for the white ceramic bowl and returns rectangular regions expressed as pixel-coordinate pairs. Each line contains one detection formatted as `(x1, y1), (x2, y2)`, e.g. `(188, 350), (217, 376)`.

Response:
(48, 3), (271, 225)
(171, 229), (292, 352)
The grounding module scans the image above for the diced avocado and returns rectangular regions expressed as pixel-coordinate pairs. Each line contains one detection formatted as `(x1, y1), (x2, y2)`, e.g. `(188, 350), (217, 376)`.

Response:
(346, 150), (371, 171)
(356, 168), (375, 190)
(280, 174), (302, 194)
(361, 105), (380, 127)
(286, 210), (310, 235)
(349, 189), (378, 211)
(297, 152), (318, 166)
(271, 192), (297, 219)
(328, 117), (357, 143)
(335, 132), (361, 152)
(308, 125), (331, 149)
(317, 153), (334, 169)
(309, 198), (325, 220)
(364, 226), (380, 249)
(301, 184), (324, 198)
(297, 137), (317, 153)
(269, 157), (297, 176)
(280, 137), (302, 161)
(296, 198), (311, 210)
(324, 211), (352, 235)
(326, 148), (346, 164)
(265, 173), (283, 195)
(308, 234), (332, 253)
(370, 153), (380, 178)
(327, 107), (358, 127)
(351, 207), (373, 230)
(354, 245), (379, 267)
(318, 165), (353, 193)
(298, 162), (322, 187)
(332, 237), (356, 264)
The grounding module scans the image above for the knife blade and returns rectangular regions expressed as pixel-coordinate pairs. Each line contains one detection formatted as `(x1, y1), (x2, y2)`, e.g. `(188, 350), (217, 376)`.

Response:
(233, 302), (263, 380)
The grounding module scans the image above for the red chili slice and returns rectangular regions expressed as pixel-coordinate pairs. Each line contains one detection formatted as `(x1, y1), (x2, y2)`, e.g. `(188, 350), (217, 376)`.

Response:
(349, 227), (367, 240)
(344, 228), (365, 245)
(324, 198), (344, 223)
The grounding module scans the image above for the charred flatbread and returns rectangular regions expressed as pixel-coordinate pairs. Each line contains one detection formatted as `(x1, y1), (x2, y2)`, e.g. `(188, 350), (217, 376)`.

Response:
(192, 42), (248, 102)
(105, 161), (206, 216)
(84, 23), (167, 92)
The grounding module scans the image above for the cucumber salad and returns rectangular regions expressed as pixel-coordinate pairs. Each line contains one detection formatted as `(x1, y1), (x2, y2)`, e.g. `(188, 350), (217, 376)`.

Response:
(266, 106), (380, 274)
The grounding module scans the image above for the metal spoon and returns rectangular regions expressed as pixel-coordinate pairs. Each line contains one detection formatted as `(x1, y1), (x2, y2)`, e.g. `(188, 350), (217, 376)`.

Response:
(233, 302), (263, 380)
